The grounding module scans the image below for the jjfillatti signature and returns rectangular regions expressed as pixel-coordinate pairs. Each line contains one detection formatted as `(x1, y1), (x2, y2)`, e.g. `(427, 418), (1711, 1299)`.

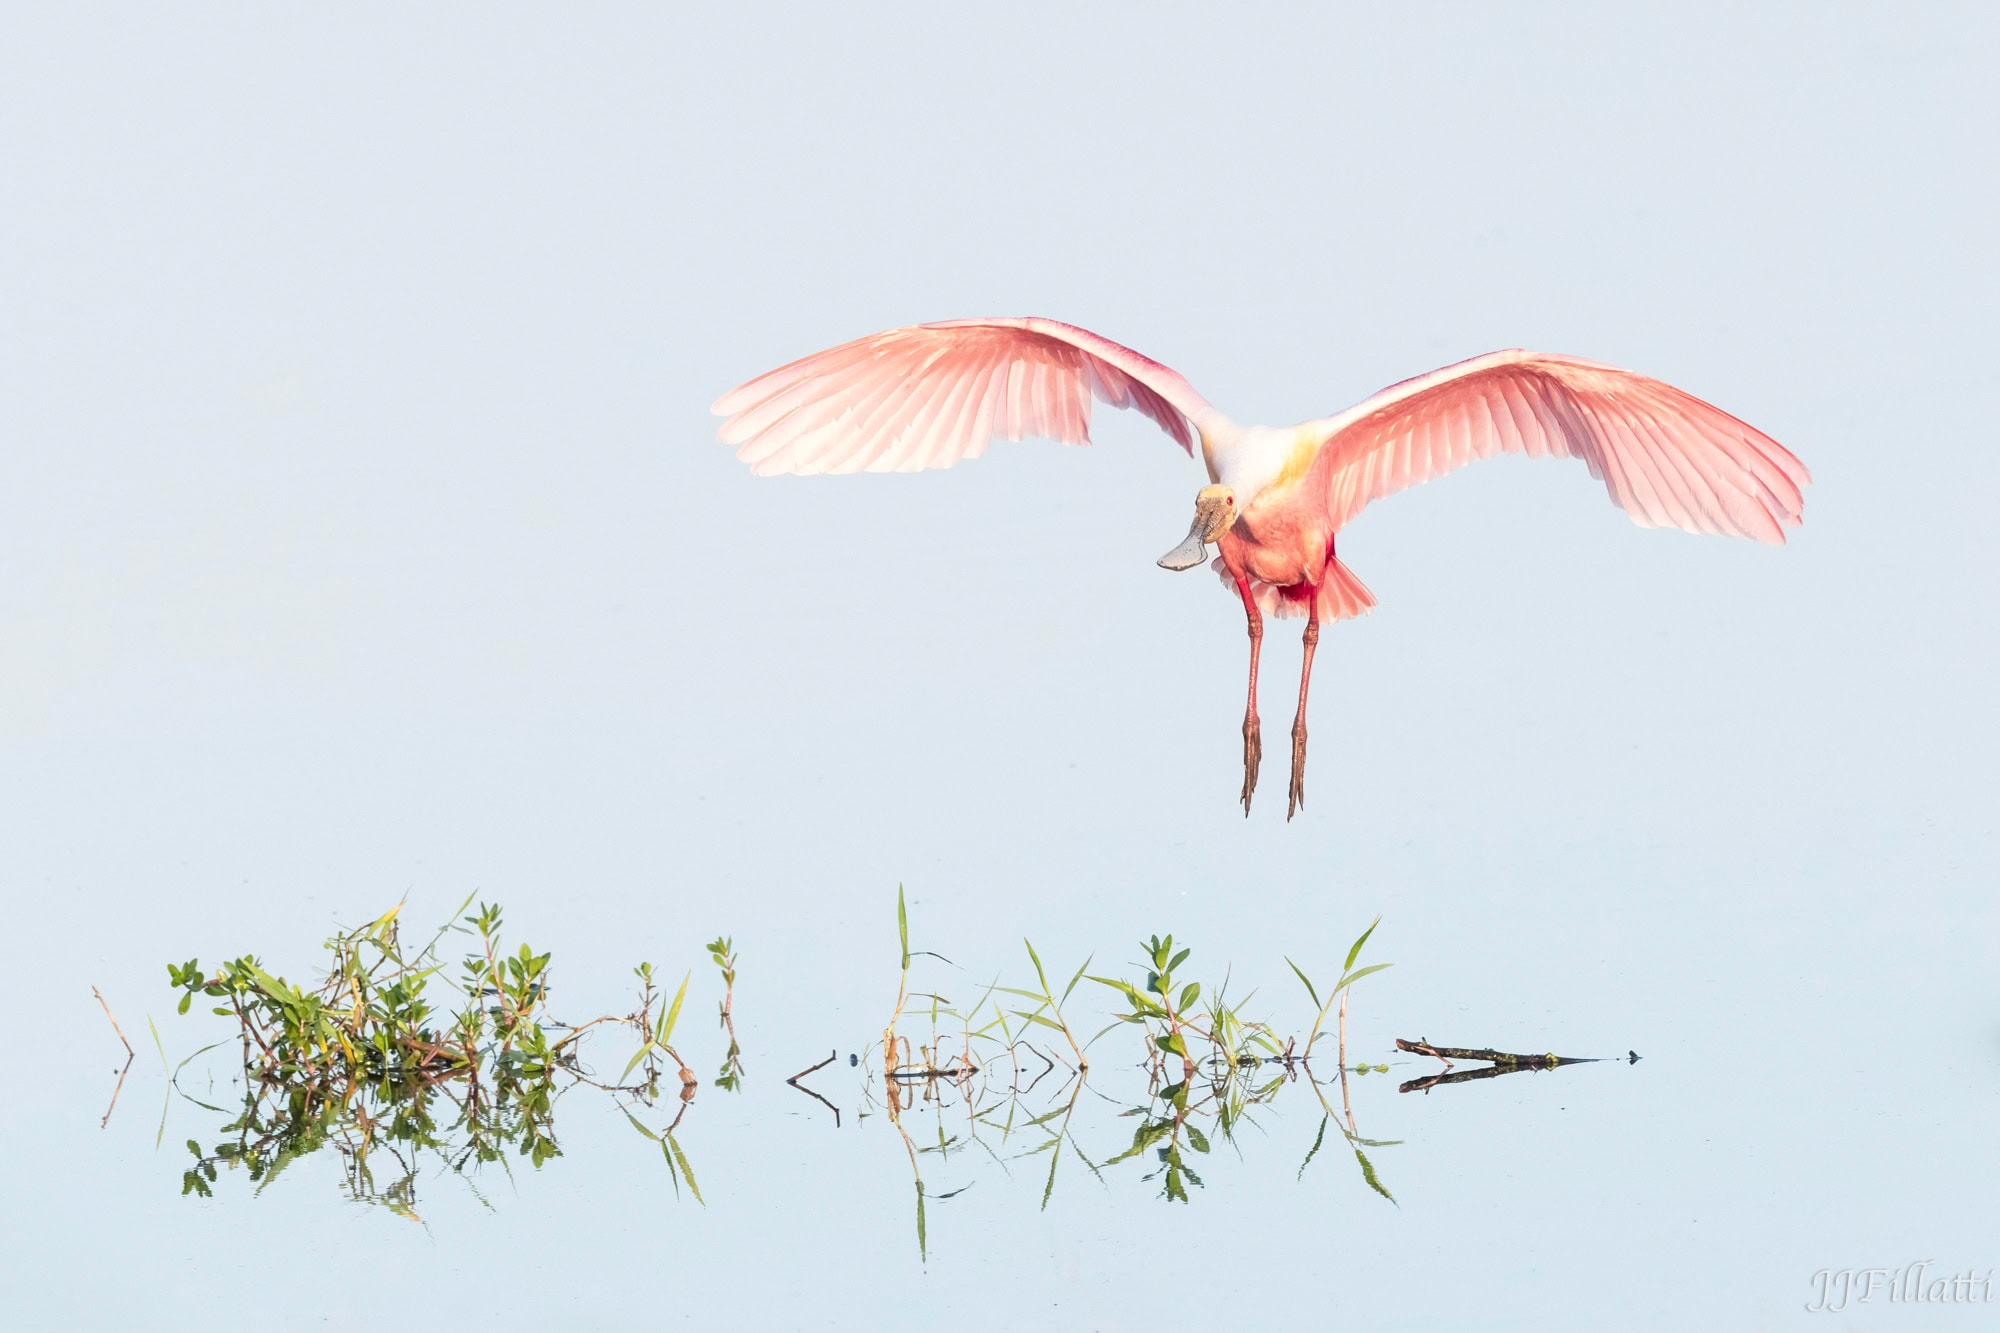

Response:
(1807, 1263), (1995, 1312)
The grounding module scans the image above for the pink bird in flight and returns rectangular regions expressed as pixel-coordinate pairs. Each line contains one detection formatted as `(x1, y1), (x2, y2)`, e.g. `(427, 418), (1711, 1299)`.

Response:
(713, 318), (1808, 819)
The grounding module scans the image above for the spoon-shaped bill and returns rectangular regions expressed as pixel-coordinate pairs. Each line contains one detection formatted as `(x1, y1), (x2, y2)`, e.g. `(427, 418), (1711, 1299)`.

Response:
(1157, 515), (1210, 571)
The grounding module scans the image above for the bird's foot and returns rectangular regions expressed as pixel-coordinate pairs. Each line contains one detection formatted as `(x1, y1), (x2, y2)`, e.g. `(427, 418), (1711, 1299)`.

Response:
(1240, 715), (1262, 816)
(1286, 721), (1307, 821)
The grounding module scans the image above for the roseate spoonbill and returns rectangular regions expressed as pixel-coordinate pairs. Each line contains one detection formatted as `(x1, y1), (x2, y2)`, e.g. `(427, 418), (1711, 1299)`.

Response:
(713, 318), (1808, 818)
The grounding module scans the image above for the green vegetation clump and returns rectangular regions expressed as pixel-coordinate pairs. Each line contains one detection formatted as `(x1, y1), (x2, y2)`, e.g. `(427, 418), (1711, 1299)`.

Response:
(164, 897), (708, 1211)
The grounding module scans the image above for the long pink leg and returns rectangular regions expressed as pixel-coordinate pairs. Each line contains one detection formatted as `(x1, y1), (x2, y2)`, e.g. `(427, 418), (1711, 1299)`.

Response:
(1233, 573), (1264, 816)
(1287, 588), (1321, 821)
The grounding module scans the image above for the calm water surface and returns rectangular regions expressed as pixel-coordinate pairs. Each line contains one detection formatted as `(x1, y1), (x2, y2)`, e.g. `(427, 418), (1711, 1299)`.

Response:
(6, 6), (1998, 1329)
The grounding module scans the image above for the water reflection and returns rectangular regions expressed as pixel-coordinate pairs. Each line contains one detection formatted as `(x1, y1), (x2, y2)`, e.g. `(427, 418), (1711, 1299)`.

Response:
(122, 892), (1619, 1248)
(841, 1037), (1402, 1257)
(836, 899), (1419, 1255)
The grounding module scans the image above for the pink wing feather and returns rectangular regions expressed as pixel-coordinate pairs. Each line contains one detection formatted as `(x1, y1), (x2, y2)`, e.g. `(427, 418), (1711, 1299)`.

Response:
(1315, 350), (1809, 543)
(712, 317), (1217, 476)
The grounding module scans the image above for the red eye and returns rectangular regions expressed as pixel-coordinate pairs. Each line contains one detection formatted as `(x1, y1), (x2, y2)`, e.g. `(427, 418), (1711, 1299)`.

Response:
(1226, 496), (1234, 505)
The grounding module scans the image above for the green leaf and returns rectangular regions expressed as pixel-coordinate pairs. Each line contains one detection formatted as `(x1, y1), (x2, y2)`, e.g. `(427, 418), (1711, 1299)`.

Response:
(1186, 1124), (1210, 1154)
(1103, 1118), (1173, 1165)
(1040, 1139), (1063, 1210)
(1355, 1147), (1396, 1203)
(177, 993), (192, 1015)
(619, 1043), (653, 1084)
(1024, 938), (1052, 997)
(659, 1139), (681, 1198)
(1086, 975), (1146, 1006)
(668, 1136), (703, 1206)
(1156, 1031), (1187, 1059)
(1297, 1115), (1329, 1180)
(1344, 915), (1381, 973)
(656, 971), (690, 1045)
(1168, 947), (1191, 974)
(1178, 982), (1200, 1012)
(1285, 957), (1321, 1009)
(1333, 962), (1393, 994)
(897, 884), (910, 971)
(1061, 955), (1092, 1004)
(1083, 1019), (1128, 1050)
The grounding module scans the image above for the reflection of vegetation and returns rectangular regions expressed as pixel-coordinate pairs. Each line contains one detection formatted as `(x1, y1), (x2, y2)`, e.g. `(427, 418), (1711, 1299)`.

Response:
(855, 893), (1403, 1258)
(1393, 1038), (1602, 1093)
(128, 885), (1614, 1235)
(163, 899), (717, 1215)
(708, 936), (744, 1092)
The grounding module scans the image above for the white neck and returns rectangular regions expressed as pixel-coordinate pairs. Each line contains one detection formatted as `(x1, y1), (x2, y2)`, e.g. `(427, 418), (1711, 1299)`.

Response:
(1204, 422), (1310, 508)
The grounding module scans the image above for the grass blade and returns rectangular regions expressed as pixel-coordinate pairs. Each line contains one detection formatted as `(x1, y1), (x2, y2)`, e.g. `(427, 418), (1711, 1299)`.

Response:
(1061, 955), (1092, 1004)
(1024, 939), (1051, 997)
(897, 884), (910, 971)
(1284, 957), (1321, 1010)
(146, 1016), (169, 1073)
(1344, 915), (1381, 973)
(1333, 962), (1393, 994)
(656, 971), (690, 1045)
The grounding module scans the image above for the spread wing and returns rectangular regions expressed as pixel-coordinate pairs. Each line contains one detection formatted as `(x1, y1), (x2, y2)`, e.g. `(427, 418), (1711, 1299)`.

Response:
(712, 317), (1218, 476)
(1314, 350), (1809, 543)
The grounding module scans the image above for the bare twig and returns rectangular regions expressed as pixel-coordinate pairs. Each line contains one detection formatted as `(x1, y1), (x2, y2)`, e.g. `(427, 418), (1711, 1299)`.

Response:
(1394, 1038), (1599, 1068)
(92, 986), (135, 1058)
(787, 1049), (841, 1127)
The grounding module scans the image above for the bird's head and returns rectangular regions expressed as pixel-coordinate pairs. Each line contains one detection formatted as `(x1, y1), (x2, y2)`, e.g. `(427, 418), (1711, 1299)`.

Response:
(1157, 484), (1239, 571)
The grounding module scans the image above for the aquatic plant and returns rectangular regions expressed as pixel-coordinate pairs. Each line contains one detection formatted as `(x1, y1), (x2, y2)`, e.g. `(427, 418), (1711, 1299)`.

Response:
(163, 897), (714, 1210)
(709, 935), (744, 1092)
(850, 889), (1407, 1257)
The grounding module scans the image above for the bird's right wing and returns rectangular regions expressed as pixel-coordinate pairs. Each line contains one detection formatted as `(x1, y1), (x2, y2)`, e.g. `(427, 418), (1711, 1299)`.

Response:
(713, 318), (1219, 476)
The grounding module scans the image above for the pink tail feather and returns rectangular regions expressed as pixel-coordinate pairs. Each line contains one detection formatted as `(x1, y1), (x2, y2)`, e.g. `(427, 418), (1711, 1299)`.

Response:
(1317, 557), (1376, 622)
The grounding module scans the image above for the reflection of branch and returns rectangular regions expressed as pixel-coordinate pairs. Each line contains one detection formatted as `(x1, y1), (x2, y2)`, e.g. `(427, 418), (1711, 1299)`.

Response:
(786, 1049), (841, 1127)
(1394, 1037), (1600, 1094)
(1012, 1042), (1056, 1096)
(93, 987), (139, 1130)
(1399, 1063), (1551, 1093)
(100, 1056), (134, 1129)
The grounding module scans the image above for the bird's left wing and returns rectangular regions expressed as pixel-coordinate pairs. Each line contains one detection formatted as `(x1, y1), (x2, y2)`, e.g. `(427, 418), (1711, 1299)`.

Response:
(1311, 350), (1809, 543)
(713, 318), (1218, 476)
